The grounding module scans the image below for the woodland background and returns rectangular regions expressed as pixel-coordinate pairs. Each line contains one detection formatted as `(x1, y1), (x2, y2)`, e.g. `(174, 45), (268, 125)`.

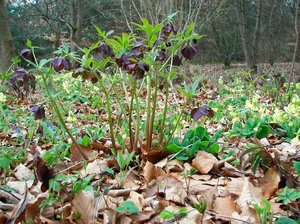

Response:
(0, 0), (300, 73)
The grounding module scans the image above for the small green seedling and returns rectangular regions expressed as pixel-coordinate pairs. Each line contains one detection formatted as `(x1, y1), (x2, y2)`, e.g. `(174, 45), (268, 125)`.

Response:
(116, 201), (139, 214)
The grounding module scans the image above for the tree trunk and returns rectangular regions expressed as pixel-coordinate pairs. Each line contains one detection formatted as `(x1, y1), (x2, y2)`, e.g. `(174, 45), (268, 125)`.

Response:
(235, 0), (262, 72)
(70, 0), (84, 52)
(0, 0), (16, 73)
(288, 0), (300, 91)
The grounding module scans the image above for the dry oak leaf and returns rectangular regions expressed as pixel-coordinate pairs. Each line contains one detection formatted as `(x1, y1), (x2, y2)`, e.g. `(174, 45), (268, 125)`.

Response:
(213, 197), (238, 217)
(143, 161), (165, 183)
(156, 174), (187, 204)
(71, 190), (94, 224)
(258, 168), (280, 199)
(192, 150), (218, 174)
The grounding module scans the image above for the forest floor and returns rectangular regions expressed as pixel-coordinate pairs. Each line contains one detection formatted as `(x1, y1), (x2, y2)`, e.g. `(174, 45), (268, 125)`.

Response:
(0, 62), (300, 224)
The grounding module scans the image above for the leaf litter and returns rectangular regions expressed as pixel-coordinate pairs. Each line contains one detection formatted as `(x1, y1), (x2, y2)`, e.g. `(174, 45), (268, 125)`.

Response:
(0, 63), (299, 223)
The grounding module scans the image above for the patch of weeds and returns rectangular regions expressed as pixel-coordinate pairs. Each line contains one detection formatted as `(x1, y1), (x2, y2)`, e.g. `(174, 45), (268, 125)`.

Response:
(0, 146), (27, 173)
(229, 117), (271, 139)
(167, 125), (221, 160)
(42, 141), (70, 166)
(111, 148), (135, 171)
(40, 173), (95, 211)
(277, 187), (300, 216)
(252, 198), (274, 224)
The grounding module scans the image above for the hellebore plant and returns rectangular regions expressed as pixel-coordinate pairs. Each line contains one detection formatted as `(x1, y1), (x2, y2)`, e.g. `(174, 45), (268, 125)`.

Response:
(79, 15), (204, 152)
(20, 40), (89, 160)
(19, 15), (204, 161)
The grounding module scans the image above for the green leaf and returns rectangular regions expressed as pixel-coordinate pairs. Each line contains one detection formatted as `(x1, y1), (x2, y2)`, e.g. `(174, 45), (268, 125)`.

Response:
(278, 187), (300, 205)
(0, 157), (11, 171)
(167, 12), (178, 21)
(104, 167), (115, 175)
(185, 23), (194, 37)
(159, 209), (174, 220)
(210, 129), (223, 143)
(49, 180), (61, 192)
(124, 151), (135, 167)
(293, 161), (300, 175)
(116, 201), (139, 214)
(177, 87), (192, 98)
(81, 175), (94, 190)
(176, 155), (189, 161)
(194, 200), (207, 214)
(117, 153), (125, 170)
(167, 144), (182, 153)
(81, 135), (90, 147)
(191, 76), (203, 93)
(207, 143), (219, 155)
(117, 134), (125, 149)
(177, 208), (188, 217)
(256, 125), (271, 139)
(93, 24), (105, 37)
(194, 126), (207, 140)
(26, 39), (32, 48)
(2, 104), (8, 110)
(38, 59), (50, 68)
(115, 206), (126, 213)
(275, 217), (297, 224)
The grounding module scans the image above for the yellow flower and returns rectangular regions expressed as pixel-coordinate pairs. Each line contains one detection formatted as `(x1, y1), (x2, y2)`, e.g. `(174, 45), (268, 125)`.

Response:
(67, 111), (77, 122)
(212, 107), (218, 112)
(232, 116), (239, 122)
(291, 95), (300, 104)
(63, 81), (70, 94)
(0, 92), (6, 103)
(291, 136), (300, 145)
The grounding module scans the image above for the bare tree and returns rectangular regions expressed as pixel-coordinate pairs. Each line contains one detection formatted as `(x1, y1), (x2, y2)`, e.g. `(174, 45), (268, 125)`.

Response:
(30, 0), (85, 51)
(234, 0), (262, 72)
(0, 0), (16, 72)
(288, 0), (300, 91)
(121, 0), (226, 33)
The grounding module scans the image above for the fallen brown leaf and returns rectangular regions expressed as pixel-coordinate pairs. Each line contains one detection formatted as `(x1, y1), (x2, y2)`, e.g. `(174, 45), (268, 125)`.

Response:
(192, 150), (218, 174)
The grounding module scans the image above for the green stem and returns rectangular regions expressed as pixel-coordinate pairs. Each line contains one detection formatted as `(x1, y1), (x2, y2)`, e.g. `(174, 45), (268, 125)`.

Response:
(42, 74), (89, 161)
(149, 73), (158, 149)
(98, 80), (117, 150)
(134, 86), (141, 151)
(165, 97), (190, 146)
(145, 73), (152, 151)
(128, 78), (136, 151)
(159, 78), (169, 145)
